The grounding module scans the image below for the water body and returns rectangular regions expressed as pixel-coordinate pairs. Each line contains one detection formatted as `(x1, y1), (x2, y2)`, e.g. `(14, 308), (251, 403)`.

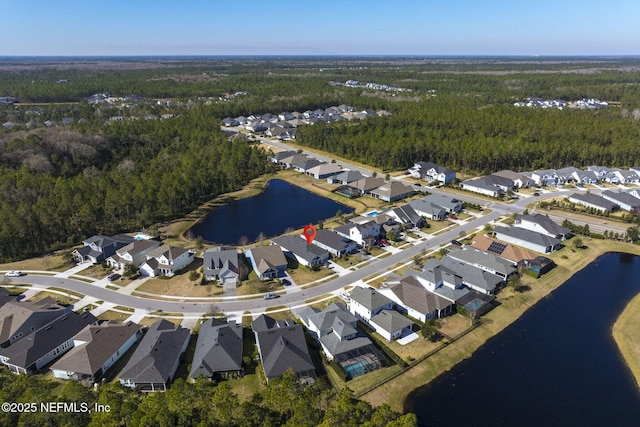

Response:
(190, 179), (353, 245)
(406, 252), (640, 427)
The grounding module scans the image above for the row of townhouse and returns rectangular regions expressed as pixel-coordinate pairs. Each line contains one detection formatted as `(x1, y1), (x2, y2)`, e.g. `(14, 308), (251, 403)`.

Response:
(460, 166), (640, 199)
(222, 105), (386, 139)
(73, 235), (195, 278)
(567, 190), (640, 213)
(270, 150), (417, 202)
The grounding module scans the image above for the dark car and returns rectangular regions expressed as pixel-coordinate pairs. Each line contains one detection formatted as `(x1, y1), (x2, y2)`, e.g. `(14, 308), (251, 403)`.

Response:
(107, 273), (121, 281)
(282, 279), (291, 286)
(451, 240), (462, 246)
(533, 192), (540, 196)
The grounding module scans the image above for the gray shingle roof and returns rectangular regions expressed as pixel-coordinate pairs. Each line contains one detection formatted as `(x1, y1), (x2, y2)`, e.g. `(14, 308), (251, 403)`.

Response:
(567, 192), (618, 211)
(349, 287), (394, 311)
(390, 277), (453, 315)
(49, 321), (141, 379)
(370, 310), (413, 334)
(447, 248), (517, 277)
(516, 213), (571, 237)
(271, 235), (328, 264)
(494, 226), (561, 248)
(203, 247), (239, 278)
(0, 297), (66, 345)
(119, 320), (190, 386)
(0, 312), (98, 371)
(252, 315), (314, 381)
(189, 319), (242, 379)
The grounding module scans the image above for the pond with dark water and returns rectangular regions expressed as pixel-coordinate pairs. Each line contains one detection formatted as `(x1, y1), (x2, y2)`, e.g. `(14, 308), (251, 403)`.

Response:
(406, 252), (640, 427)
(190, 179), (354, 245)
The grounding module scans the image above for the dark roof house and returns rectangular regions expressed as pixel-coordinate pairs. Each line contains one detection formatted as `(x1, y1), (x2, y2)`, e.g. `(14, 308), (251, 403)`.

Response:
(251, 314), (315, 383)
(119, 320), (190, 392)
(189, 319), (243, 381)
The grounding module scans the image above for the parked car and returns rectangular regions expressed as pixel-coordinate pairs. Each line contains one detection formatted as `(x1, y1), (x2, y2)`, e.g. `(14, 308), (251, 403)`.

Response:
(5, 271), (24, 277)
(451, 240), (462, 246)
(107, 273), (121, 281)
(263, 292), (277, 300)
(282, 279), (291, 286)
(533, 192), (540, 196)
(449, 214), (458, 220)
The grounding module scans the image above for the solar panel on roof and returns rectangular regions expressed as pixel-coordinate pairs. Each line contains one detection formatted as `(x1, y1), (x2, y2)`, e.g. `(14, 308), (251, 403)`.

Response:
(487, 241), (507, 254)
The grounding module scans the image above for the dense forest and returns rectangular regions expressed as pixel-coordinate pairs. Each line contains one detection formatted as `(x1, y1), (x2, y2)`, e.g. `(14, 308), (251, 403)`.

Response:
(0, 369), (417, 426)
(1, 57), (640, 261)
(0, 110), (273, 261)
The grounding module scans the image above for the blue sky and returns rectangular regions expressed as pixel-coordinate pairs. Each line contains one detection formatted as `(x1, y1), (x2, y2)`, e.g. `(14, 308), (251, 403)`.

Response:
(3, 0), (639, 56)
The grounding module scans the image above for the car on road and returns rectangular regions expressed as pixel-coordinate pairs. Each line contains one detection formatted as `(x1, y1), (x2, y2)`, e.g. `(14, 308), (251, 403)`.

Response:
(5, 271), (24, 277)
(282, 279), (291, 286)
(107, 273), (121, 281)
(533, 192), (540, 196)
(263, 292), (277, 300)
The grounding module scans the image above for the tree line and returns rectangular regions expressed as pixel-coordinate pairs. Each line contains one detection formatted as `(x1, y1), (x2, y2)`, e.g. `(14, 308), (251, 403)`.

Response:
(0, 369), (417, 427)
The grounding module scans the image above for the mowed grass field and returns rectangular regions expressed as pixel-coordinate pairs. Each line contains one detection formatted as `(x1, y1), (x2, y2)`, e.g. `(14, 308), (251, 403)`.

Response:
(613, 292), (640, 390)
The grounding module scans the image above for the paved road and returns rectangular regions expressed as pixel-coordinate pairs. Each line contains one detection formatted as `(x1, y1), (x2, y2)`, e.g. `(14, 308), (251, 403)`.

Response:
(9, 131), (635, 315)
(9, 209), (500, 314)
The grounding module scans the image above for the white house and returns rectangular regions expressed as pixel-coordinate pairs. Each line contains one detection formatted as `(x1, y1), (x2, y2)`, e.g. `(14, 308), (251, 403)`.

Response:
(368, 310), (413, 342)
(334, 221), (381, 247)
(408, 162), (456, 184)
(348, 287), (394, 323)
(139, 245), (195, 277)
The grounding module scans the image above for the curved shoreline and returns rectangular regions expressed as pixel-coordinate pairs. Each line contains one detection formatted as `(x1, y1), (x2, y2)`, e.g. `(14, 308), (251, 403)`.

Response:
(359, 239), (640, 413)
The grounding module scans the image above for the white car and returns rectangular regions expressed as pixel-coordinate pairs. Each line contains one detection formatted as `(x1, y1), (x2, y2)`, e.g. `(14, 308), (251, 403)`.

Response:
(5, 271), (24, 277)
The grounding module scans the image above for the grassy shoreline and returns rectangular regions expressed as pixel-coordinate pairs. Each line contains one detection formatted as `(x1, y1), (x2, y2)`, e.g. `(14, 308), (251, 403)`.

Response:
(360, 239), (640, 413)
(612, 292), (640, 391)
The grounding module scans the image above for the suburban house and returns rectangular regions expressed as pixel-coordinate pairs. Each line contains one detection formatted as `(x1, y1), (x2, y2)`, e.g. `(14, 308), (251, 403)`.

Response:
(369, 310), (414, 342)
(189, 319), (243, 381)
(408, 162), (456, 184)
(412, 262), (471, 303)
(251, 314), (315, 384)
(0, 288), (15, 309)
(414, 194), (463, 214)
(514, 213), (571, 240)
(327, 170), (365, 185)
(555, 167), (582, 184)
(351, 176), (386, 195)
(460, 177), (506, 197)
(0, 297), (69, 348)
(278, 153), (309, 169)
(369, 181), (415, 202)
(312, 229), (358, 257)
(348, 286), (394, 323)
(384, 204), (425, 229)
(306, 163), (342, 180)
(292, 158), (324, 174)
(525, 169), (558, 186)
(245, 245), (288, 280)
(567, 193), (619, 213)
(139, 245), (195, 278)
(493, 170), (535, 188)
(271, 235), (329, 268)
(447, 247), (517, 279)
(0, 312), (98, 375)
(470, 234), (539, 265)
(494, 226), (562, 254)
(72, 234), (135, 264)
(382, 276), (454, 322)
(50, 321), (143, 383)
(429, 257), (504, 295)
(408, 199), (447, 221)
(119, 320), (190, 392)
(299, 302), (383, 376)
(269, 150), (298, 167)
(202, 247), (242, 284)
(105, 239), (162, 270)
(613, 169), (640, 184)
(572, 169), (600, 184)
(601, 190), (640, 212)
(334, 221), (381, 247)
